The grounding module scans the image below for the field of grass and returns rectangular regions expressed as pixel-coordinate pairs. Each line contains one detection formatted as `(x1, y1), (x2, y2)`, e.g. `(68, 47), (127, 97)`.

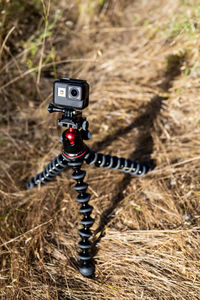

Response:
(0, 0), (200, 299)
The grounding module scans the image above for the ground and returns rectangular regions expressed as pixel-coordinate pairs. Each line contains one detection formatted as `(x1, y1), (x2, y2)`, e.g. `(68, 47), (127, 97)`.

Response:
(0, 0), (200, 299)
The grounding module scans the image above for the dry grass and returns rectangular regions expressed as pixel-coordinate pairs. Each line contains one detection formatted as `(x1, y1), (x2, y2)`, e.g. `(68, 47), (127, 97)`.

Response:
(0, 0), (200, 299)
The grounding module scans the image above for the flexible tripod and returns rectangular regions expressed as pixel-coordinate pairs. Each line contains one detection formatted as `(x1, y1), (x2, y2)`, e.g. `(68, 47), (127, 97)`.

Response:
(27, 103), (150, 278)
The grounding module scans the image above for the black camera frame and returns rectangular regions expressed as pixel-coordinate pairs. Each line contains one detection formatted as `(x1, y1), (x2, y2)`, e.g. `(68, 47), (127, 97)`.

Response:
(53, 78), (89, 110)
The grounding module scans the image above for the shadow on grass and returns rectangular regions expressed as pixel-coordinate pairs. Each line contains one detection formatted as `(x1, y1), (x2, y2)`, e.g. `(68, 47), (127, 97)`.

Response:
(92, 94), (166, 246)
(92, 54), (184, 259)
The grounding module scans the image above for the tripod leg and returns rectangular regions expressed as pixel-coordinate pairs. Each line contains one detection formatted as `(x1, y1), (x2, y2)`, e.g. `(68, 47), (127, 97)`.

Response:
(67, 160), (94, 278)
(84, 150), (151, 177)
(27, 153), (68, 189)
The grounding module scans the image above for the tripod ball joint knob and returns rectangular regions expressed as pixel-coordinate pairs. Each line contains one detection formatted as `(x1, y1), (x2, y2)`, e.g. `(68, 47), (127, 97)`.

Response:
(48, 103), (54, 113)
(81, 120), (91, 140)
(48, 103), (65, 113)
(82, 120), (89, 131)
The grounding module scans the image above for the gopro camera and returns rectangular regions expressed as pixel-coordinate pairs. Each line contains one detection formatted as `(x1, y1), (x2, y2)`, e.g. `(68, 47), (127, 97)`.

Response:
(53, 78), (89, 110)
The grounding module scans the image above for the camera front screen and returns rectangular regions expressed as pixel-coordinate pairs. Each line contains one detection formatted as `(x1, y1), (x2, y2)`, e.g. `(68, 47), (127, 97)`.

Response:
(53, 78), (89, 110)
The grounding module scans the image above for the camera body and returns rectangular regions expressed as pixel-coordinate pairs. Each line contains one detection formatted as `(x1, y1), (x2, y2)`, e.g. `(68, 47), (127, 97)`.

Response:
(53, 78), (89, 110)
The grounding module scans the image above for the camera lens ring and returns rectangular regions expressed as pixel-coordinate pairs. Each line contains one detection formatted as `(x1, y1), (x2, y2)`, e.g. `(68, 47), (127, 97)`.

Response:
(70, 88), (79, 98)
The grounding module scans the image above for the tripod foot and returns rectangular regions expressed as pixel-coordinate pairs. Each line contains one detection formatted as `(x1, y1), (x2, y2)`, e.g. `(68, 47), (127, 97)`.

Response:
(26, 178), (35, 190)
(79, 262), (95, 278)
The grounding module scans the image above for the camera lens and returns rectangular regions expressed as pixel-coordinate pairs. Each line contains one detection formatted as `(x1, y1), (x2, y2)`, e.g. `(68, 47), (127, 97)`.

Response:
(71, 88), (79, 97)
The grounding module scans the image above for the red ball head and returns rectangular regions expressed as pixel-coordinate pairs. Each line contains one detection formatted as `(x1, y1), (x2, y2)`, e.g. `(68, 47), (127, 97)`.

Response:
(65, 128), (78, 145)
(62, 127), (87, 158)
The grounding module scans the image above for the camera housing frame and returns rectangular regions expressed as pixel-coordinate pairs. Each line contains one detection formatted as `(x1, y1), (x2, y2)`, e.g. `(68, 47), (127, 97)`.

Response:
(53, 78), (89, 110)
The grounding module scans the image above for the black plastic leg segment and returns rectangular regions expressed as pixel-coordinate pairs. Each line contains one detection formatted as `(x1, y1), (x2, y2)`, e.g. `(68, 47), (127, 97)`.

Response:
(68, 160), (94, 278)
(84, 150), (151, 176)
(27, 153), (68, 189)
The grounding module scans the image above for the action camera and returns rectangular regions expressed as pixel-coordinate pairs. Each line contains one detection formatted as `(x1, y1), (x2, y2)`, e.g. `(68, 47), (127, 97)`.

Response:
(53, 78), (89, 110)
